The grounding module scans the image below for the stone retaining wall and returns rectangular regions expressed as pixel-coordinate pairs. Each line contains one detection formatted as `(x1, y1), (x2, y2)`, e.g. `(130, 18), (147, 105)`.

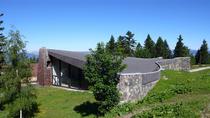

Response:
(117, 70), (160, 103)
(157, 57), (191, 71)
(117, 57), (191, 102)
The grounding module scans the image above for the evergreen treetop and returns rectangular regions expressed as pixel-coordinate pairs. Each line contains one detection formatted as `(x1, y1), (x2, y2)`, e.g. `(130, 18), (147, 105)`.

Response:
(0, 13), (6, 73)
(155, 37), (165, 57)
(106, 35), (116, 54)
(163, 40), (172, 59)
(196, 40), (209, 64)
(144, 34), (155, 57)
(174, 35), (189, 57)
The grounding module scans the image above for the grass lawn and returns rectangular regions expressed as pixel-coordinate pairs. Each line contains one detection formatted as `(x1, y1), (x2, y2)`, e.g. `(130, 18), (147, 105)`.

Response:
(35, 87), (96, 118)
(106, 69), (210, 118)
(1, 69), (210, 118)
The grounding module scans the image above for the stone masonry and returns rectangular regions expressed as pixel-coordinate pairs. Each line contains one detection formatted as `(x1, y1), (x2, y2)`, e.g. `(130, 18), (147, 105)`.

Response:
(37, 48), (52, 85)
(157, 57), (191, 71)
(117, 70), (160, 103)
(117, 57), (190, 102)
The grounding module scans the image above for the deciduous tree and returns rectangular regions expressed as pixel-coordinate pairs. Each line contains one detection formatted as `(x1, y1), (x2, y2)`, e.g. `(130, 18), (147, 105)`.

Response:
(0, 29), (37, 118)
(84, 42), (126, 114)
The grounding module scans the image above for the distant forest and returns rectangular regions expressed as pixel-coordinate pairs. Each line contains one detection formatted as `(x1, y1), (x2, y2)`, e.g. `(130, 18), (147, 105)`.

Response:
(104, 31), (209, 65)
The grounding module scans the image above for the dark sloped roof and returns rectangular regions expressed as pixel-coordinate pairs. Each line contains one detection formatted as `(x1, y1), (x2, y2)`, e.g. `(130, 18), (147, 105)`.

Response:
(48, 49), (88, 69)
(122, 57), (160, 73)
(47, 49), (160, 73)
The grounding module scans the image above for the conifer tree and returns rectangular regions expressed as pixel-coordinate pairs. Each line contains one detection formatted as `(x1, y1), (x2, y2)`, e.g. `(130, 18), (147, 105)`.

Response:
(135, 43), (151, 58)
(144, 34), (155, 57)
(195, 49), (200, 64)
(174, 35), (189, 57)
(155, 37), (164, 57)
(114, 31), (136, 57)
(106, 35), (115, 53)
(0, 13), (6, 73)
(163, 40), (172, 59)
(135, 43), (142, 57)
(200, 40), (208, 64)
(196, 40), (209, 64)
(124, 31), (136, 56)
(116, 36), (125, 56)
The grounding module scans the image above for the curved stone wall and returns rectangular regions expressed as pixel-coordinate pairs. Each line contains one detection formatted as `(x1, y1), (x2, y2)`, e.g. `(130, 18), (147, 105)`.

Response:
(117, 57), (191, 102)
(117, 62), (161, 103)
(157, 57), (191, 71)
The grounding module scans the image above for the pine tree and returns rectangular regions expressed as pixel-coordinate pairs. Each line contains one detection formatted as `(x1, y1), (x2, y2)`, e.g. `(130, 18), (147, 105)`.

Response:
(163, 40), (172, 59)
(135, 43), (151, 58)
(106, 35), (115, 53)
(174, 35), (189, 57)
(115, 31), (136, 57)
(135, 43), (143, 57)
(116, 36), (125, 56)
(0, 13), (6, 73)
(195, 49), (200, 64)
(196, 40), (209, 64)
(144, 34), (155, 57)
(0, 13), (6, 110)
(124, 31), (136, 56)
(0, 30), (37, 117)
(135, 43), (142, 57)
(155, 37), (164, 57)
(190, 53), (196, 65)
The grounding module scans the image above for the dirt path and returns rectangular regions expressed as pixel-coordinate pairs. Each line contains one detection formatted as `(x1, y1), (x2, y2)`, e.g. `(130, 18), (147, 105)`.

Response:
(189, 67), (210, 72)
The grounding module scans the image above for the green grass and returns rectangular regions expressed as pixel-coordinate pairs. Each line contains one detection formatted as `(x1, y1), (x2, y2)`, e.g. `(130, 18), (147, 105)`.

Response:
(1, 69), (210, 118)
(0, 87), (97, 118)
(35, 87), (96, 118)
(106, 69), (210, 117)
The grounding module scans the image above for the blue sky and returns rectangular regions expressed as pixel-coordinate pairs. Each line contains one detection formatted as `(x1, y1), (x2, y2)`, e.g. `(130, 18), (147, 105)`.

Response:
(0, 0), (210, 52)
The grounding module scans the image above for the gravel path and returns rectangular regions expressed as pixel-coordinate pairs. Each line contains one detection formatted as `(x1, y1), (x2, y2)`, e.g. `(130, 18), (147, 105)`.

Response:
(189, 67), (210, 72)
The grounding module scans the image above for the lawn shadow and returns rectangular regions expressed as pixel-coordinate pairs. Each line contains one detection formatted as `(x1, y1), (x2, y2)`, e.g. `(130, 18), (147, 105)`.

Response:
(74, 101), (100, 117)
